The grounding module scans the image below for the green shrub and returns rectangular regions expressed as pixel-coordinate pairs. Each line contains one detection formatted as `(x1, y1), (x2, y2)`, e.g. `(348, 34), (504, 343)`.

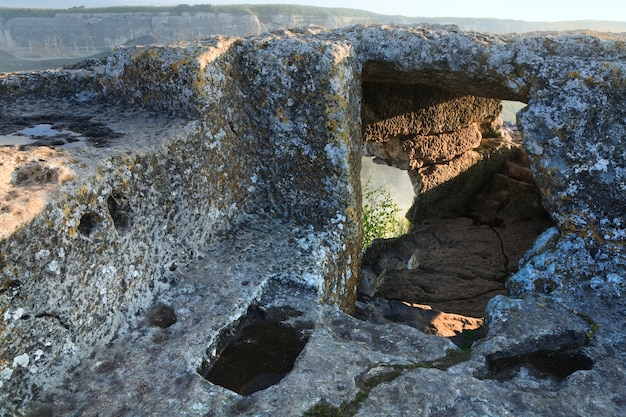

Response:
(361, 179), (409, 249)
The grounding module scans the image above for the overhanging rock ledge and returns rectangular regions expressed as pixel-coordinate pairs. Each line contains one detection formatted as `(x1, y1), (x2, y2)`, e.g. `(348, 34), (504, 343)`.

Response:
(1, 24), (625, 416)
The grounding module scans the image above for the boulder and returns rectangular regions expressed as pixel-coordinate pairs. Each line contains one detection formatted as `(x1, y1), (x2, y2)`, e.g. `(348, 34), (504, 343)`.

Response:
(406, 138), (516, 221)
(364, 124), (483, 170)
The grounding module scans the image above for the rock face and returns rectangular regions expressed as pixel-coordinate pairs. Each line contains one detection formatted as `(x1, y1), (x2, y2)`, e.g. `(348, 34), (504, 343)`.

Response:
(358, 149), (554, 332)
(0, 24), (625, 416)
(0, 12), (257, 58)
(3, 8), (626, 66)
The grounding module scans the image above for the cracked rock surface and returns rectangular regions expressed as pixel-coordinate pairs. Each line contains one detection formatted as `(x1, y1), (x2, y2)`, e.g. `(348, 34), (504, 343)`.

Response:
(22, 222), (454, 416)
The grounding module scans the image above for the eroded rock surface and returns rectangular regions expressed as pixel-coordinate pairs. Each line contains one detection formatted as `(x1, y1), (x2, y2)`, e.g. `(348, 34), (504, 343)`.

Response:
(1, 24), (625, 417)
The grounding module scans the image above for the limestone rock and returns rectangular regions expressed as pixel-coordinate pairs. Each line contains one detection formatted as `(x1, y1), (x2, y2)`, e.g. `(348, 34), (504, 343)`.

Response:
(19, 277), (455, 417)
(354, 360), (626, 417)
(364, 124), (483, 170)
(480, 294), (591, 360)
(361, 210), (551, 318)
(1, 24), (625, 417)
(362, 82), (501, 138)
(361, 80), (505, 216)
(407, 138), (517, 222)
(359, 141), (555, 342)
(404, 124), (483, 168)
(373, 269), (505, 317)
(355, 292), (625, 417)
(363, 136), (409, 169)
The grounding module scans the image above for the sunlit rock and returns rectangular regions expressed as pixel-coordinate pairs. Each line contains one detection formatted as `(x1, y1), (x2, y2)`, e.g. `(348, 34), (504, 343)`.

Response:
(0, 24), (625, 417)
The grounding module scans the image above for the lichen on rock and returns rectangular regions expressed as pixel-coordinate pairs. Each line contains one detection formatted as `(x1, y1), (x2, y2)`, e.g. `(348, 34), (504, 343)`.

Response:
(1, 23), (625, 417)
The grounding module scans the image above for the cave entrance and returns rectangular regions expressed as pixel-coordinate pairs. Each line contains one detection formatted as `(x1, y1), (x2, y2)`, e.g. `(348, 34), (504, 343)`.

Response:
(356, 80), (554, 347)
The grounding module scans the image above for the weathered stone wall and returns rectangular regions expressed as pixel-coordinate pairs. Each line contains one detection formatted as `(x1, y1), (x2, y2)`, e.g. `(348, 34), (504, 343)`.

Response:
(0, 24), (625, 417)
(352, 25), (626, 242)
(0, 82), (261, 409)
(0, 29), (362, 411)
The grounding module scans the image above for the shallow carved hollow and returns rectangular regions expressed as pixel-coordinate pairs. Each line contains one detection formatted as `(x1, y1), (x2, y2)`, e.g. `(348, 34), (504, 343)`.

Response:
(198, 306), (311, 396)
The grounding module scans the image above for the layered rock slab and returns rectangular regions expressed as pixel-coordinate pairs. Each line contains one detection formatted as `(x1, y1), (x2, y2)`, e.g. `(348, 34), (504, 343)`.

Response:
(361, 80), (510, 223)
(362, 82), (501, 141)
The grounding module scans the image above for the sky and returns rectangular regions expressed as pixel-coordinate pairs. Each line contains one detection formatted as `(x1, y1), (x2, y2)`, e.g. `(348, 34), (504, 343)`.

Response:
(0, 0), (625, 23)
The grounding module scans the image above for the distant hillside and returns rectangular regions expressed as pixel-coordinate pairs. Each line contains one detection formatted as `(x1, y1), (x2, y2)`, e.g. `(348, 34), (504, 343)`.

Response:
(1, 4), (625, 72)
(411, 17), (626, 33)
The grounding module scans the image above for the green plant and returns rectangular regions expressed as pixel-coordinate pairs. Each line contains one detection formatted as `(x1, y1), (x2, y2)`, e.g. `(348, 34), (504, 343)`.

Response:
(303, 400), (346, 417)
(572, 310), (600, 341)
(361, 178), (409, 249)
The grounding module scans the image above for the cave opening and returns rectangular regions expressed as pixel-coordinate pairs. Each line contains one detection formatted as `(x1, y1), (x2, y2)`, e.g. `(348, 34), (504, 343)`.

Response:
(356, 79), (554, 347)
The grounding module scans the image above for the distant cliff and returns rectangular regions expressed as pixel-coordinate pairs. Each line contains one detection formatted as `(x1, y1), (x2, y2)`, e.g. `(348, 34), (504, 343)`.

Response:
(0, 5), (375, 66)
(1, 4), (625, 71)
(0, 10), (377, 58)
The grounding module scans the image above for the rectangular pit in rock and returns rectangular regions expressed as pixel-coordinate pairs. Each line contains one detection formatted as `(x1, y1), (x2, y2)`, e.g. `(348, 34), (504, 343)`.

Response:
(198, 305), (312, 396)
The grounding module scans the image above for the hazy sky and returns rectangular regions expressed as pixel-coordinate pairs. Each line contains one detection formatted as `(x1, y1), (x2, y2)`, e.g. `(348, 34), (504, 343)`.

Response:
(1, 0), (624, 22)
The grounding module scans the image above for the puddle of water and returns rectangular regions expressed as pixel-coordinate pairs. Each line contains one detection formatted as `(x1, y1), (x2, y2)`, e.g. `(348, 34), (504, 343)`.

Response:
(1, 123), (87, 148)
(0, 134), (36, 146)
(21, 124), (61, 137)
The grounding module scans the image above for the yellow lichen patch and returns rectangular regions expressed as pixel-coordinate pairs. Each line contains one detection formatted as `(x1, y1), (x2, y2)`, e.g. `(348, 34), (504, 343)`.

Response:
(584, 76), (600, 88)
(170, 58), (190, 77)
(576, 225), (608, 245)
(275, 106), (289, 124)
(343, 206), (360, 224)
(567, 70), (580, 79)
(553, 129), (566, 142)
